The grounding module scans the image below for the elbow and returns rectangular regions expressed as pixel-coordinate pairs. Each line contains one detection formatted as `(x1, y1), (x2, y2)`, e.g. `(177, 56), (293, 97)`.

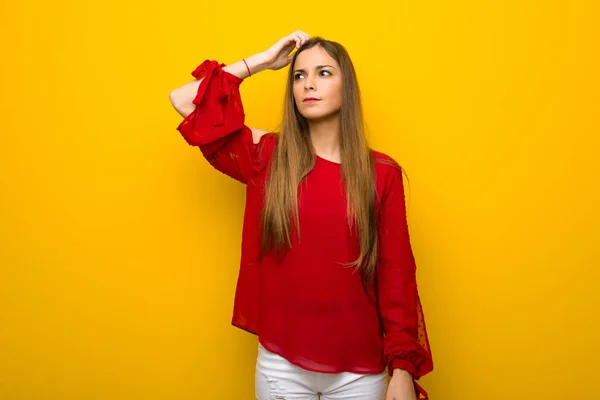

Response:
(169, 88), (182, 109)
(169, 89), (193, 118)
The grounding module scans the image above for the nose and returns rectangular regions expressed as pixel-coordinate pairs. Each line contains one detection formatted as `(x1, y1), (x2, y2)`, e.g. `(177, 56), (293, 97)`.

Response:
(304, 77), (316, 92)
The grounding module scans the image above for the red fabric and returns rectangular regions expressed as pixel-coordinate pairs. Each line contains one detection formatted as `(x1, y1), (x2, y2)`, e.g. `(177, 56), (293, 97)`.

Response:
(176, 60), (434, 397)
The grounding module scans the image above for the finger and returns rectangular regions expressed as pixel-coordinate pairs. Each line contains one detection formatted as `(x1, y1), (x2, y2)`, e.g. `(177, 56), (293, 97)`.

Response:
(294, 33), (303, 48)
(290, 33), (300, 48)
(282, 33), (296, 47)
(288, 35), (300, 49)
(298, 30), (310, 42)
(276, 35), (293, 52)
(297, 33), (305, 47)
(282, 36), (299, 51)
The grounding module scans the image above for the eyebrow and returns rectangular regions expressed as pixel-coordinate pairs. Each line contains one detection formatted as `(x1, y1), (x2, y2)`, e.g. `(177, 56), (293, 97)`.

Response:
(294, 65), (334, 73)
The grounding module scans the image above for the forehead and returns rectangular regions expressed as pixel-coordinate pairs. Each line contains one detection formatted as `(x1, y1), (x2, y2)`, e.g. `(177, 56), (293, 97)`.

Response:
(294, 46), (338, 69)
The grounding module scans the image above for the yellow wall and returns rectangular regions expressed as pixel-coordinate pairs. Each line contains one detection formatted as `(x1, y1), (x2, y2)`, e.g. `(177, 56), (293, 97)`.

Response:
(1, 0), (598, 398)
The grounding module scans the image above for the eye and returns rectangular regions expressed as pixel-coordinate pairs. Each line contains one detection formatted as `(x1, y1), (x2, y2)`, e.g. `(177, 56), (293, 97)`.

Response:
(294, 70), (332, 80)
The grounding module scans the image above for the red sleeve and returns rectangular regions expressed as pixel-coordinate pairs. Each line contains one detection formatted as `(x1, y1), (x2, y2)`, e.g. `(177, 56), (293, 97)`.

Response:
(176, 60), (275, 184)
(376, 164), (434, 395)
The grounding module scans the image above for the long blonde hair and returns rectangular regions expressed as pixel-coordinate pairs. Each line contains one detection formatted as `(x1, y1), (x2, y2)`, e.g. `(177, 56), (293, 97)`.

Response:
(259, 37), (403, 287)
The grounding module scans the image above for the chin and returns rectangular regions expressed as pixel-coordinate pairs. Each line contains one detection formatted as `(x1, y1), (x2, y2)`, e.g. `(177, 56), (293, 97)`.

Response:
(299, 108), (338, 121)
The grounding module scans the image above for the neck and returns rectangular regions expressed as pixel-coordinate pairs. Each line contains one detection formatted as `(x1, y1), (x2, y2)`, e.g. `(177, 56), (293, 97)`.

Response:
(308, 112), (341, 162)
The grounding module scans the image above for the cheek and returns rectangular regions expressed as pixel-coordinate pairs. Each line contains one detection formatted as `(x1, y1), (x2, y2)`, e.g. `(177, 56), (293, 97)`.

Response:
(328, 82), (343, 107)
(293, 84), (303, 104)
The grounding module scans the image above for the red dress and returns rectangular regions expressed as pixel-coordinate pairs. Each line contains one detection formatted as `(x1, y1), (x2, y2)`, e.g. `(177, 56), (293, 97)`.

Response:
(176, 60), (434, 398)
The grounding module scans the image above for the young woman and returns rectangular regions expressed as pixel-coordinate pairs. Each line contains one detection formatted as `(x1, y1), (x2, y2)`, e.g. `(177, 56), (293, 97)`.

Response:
(169, 31), (434, 400)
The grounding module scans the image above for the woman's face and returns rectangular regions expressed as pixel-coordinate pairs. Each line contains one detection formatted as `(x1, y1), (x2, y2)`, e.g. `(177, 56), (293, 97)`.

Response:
(292, 46), (343, 121)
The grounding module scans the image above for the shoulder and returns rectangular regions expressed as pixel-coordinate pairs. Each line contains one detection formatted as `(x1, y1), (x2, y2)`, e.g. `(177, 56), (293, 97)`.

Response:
(370, 149), (403, 176)
(369, 148), (408, 200)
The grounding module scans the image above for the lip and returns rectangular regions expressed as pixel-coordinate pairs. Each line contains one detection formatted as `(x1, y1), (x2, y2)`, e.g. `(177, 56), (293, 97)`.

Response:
(303, 98), (321, 103)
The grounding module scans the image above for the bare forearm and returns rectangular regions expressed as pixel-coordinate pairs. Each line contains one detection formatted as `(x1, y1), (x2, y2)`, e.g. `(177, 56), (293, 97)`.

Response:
(169, 53), (270, 117)
(393, 368), (412, 379)
(223, 52), (271, 80)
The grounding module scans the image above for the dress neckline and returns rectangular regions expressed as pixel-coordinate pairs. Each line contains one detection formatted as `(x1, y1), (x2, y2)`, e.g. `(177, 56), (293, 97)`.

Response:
(316, 154), (342, 166)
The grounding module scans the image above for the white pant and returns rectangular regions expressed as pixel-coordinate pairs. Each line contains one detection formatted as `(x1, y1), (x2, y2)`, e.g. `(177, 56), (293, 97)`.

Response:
(255, 343), (387, 400)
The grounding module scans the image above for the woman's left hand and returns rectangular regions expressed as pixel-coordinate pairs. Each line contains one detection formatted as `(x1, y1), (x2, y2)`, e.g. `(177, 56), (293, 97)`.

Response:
(385, 369), (416, 400)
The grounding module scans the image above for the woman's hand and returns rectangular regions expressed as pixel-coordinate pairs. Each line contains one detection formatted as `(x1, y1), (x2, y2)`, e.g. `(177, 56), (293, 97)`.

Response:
(260, 30), (310, 70)
(385, 369), (417, 400)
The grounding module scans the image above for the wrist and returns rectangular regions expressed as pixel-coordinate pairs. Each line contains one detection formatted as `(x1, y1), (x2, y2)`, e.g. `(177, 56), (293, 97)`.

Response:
(392, 368), (412, 379)
(245, 53), (270, 74)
